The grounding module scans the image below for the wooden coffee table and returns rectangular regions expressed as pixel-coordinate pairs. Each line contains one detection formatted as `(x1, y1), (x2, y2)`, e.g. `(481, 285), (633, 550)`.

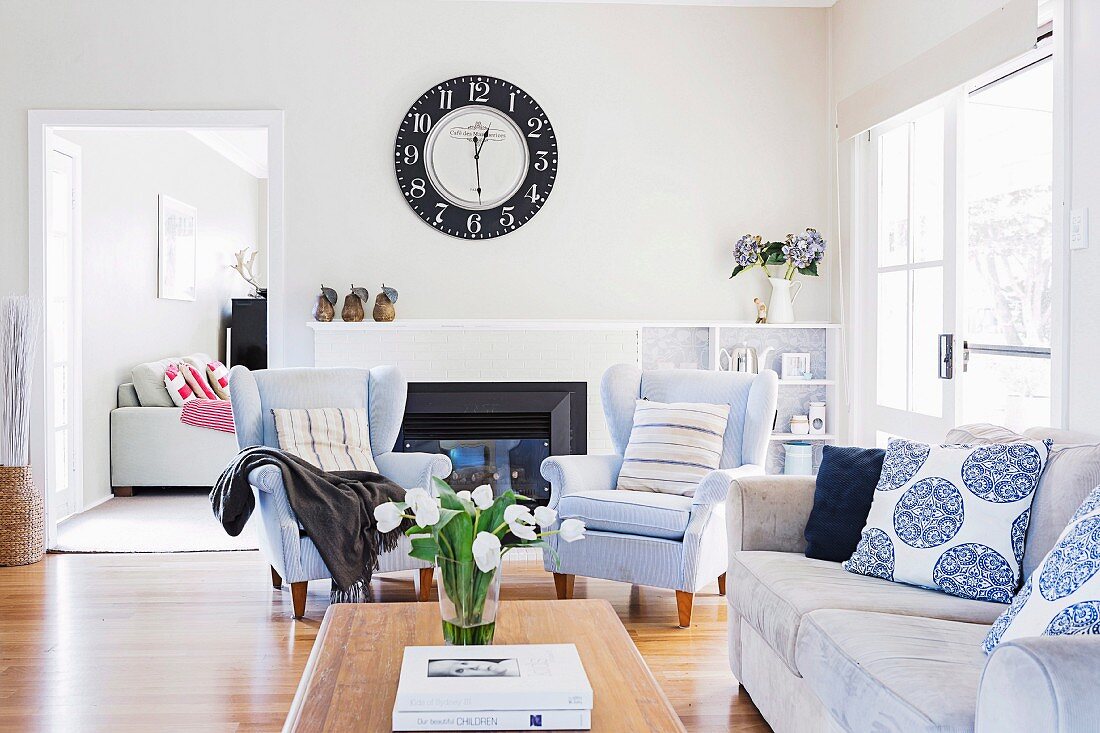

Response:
(284, 599), (686, 732)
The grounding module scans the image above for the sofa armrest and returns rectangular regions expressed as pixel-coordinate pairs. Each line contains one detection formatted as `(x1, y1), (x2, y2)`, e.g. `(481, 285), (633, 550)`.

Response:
(977, 636), (1100, 733)
(374, 451), (452, 491)
(248, 464), (282, 494)
(726, 474), (816, 553)
(541, 453), (624, 509)
(693, 464), (765, 510)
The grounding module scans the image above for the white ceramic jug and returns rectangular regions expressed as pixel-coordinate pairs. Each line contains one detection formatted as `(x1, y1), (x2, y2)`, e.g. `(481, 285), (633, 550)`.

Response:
(767, 277), (803, 324)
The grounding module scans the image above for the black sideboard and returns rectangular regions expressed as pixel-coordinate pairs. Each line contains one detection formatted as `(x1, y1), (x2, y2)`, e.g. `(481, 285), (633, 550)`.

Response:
(231, 297), (267, 370)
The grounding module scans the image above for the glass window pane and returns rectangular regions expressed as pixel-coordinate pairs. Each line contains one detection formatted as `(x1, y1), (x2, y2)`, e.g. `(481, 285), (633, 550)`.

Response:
(53, 429), (70, 492)
(878, 126), (910, 267)
(965, 58), (1052, 348)
(959, 353), (1050, 430)
(912, 267), (944, 417)
(52, 365), (69, 427)
(877, 271), (907, 410)
(49, 169), (70, 234)
(50, 306), (68, 363)
(912, 110), (944, 263)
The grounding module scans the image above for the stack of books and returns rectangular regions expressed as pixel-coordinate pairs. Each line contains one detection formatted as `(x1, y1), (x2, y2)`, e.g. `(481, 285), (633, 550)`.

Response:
(392, 644), (593, 731)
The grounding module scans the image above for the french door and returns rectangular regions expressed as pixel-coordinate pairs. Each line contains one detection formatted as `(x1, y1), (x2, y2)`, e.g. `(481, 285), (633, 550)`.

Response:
(860, 96), (960, 446)
(44, 136), (82, 530)
(858, 51), (1055, 444)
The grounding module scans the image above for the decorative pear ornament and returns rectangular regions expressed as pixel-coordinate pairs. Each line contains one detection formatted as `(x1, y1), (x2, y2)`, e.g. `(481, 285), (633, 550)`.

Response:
(341, 285), (368, 322)
(373, 283), (398, 322)
(313, 285), (338, 322)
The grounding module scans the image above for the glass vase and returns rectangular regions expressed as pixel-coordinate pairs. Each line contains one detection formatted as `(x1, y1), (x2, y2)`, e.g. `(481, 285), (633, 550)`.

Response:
(436, 557), (501, 645)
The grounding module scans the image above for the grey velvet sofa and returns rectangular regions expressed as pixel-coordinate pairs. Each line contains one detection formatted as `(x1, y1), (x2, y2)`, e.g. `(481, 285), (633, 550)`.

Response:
(726, 427), (1100, 733)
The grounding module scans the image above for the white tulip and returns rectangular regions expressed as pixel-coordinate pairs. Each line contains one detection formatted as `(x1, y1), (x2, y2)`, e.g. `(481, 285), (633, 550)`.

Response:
(373, 502), (404, 533)
(533, 506), (557, 528)
(403, 487), (441, 527)
(504, 504), (538, 540)
(413, 501), (440, 527)
(471, 531), (502, 573)
(456, 490), (472, 502)
(471, 484), (495, 510)
(559, 518), (586, 543)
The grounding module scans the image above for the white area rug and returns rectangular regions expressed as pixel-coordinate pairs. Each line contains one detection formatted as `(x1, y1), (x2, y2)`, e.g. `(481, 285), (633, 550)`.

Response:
(54, 489), (259, 553)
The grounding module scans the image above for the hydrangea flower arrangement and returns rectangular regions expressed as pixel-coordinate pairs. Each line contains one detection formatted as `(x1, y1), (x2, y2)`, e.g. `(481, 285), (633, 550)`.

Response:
(730, 228), (826, 281)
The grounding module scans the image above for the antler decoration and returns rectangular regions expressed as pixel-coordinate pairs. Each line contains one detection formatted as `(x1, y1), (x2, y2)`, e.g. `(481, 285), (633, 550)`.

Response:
(231, 247), (261, 295)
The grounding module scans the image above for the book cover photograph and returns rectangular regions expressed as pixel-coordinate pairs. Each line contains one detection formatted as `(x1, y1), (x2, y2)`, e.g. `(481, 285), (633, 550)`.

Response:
(395, 644), (593, 713)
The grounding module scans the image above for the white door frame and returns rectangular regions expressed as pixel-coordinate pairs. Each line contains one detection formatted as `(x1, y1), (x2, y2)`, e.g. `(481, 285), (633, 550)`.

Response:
(27, 109), (285, 547)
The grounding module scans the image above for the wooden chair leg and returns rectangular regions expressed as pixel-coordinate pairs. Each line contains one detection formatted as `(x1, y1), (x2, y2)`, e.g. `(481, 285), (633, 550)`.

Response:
(112, 486), (134, 497)
(553, 573), (575, 600)
(676, 591), (694, 628)
(271, 566), (282, 589)
(290, 582), (308, 619)
(415, 567), (434, 602)
(718, 572), (726, 596)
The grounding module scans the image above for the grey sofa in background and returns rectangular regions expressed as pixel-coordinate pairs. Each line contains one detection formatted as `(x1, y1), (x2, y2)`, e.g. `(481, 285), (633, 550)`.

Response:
(726, 426), (1100, 733)
(109, 382), (239, 495)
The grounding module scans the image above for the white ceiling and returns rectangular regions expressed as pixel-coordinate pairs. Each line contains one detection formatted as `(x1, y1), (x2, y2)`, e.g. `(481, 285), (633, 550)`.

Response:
(188, 129), (268, 179)
(439, 0), (837, 6)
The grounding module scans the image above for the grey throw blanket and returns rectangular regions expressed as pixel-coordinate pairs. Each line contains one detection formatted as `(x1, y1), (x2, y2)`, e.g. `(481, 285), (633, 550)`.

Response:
(211, 446), (410, 601)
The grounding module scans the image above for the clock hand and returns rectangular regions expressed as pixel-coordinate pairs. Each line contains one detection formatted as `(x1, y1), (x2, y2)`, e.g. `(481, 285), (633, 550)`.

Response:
(472, 137), (483, 205)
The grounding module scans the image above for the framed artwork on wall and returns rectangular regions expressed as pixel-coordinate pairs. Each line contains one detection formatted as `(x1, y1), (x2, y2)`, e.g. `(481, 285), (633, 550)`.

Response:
(780, 352), (811, 380)
(158, 195), (197, 301)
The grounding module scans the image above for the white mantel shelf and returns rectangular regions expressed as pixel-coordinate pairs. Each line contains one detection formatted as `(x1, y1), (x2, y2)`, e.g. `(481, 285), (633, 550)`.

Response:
(307, 319), (841, 332)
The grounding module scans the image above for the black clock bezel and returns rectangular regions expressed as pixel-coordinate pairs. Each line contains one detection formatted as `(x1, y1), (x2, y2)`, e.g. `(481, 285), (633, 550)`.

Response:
(394, 75), (558, 239)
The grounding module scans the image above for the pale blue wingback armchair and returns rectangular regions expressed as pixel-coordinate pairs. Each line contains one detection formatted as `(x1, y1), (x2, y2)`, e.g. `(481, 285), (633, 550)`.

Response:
(541, 364), (778, 627)
(229, 366), (451, 618)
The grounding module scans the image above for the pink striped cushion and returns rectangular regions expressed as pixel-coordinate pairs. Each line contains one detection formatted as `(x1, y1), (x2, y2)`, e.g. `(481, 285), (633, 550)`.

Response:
(180, 400), (235, 434)
(164, 364), (195, 407)
(206, 361), (231, 399)
(181, 363), (216, 400)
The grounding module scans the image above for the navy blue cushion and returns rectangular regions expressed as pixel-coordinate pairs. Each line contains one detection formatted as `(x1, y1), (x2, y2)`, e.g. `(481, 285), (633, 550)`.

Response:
(804, 445), (886, 562)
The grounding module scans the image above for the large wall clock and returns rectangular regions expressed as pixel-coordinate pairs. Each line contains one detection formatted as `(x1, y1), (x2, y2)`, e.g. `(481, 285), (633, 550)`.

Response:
(394, 75), (557, 239)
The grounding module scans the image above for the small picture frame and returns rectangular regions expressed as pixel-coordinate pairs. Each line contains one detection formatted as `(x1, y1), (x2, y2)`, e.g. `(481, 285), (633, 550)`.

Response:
(781, 352), (811, 380)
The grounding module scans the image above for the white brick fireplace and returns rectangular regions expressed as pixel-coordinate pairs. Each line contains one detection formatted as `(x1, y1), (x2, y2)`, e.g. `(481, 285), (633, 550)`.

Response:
(308, 320), (642, 452)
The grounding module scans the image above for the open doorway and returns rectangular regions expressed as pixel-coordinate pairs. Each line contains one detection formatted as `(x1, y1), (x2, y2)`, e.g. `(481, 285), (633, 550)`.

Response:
(28, 111), (284, 552)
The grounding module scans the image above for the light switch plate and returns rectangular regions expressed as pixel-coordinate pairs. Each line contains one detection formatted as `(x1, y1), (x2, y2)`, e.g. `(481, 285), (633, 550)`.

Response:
(1070, 208), (1089, 250)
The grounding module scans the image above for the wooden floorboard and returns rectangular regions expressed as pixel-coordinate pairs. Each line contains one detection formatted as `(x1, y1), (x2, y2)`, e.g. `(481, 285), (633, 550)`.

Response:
(0, 551), (768, 732)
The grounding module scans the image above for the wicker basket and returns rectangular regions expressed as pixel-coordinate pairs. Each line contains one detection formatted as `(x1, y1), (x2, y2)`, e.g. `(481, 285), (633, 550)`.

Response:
(0, 466), (45, 566)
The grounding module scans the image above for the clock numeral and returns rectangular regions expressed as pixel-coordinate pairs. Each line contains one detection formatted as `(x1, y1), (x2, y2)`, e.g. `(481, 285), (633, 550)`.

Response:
(524, 184), (540, 203)
(439, 89), (453, 110)
(466, 213), (482, 234)
(434, 203), (448, 224)
(410, 178), (426, 199)
(403, 145), (419, 165)
(526, 118), (543, 138)
(413, 113), (432, 133)
(499, 206), (515, 228)
(469, 81), (490, 103)
(508, 92), (516, 113)
(533, 151), (549, 171)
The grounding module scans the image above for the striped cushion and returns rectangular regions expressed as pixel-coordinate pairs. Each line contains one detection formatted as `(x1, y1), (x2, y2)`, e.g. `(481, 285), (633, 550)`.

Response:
(272, 407), (378, 473)
(616, 399), (729, 496)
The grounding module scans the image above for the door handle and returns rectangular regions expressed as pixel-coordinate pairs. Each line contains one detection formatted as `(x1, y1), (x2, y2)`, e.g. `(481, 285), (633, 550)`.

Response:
(938, 334), (954, 380)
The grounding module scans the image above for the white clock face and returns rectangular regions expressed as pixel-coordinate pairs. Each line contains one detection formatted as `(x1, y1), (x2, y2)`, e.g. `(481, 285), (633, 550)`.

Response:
(423, 105), (529, 211)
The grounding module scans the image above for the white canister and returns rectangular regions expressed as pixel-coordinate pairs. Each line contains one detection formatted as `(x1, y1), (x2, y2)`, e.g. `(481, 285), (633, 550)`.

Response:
(783, 442), (814, 476)
(808, 402), (826, 434)
(790, 414), (810, 435)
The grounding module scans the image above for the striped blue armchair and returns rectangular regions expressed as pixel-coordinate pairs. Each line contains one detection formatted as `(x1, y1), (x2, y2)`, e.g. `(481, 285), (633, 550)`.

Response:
(229, 366), (451, 618)
(541, 364), (778, 627)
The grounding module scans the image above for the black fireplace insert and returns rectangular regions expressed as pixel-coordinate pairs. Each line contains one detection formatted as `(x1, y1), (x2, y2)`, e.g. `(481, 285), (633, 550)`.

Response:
(397, 382), (586, 506)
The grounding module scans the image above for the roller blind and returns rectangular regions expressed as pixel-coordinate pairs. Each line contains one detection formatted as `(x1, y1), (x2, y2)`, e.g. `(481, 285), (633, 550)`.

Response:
(836, 0), (1037, 141)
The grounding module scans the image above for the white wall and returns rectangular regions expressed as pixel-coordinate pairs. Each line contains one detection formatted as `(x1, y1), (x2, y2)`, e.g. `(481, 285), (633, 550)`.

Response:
(56, 129), (263, 507)
(1064, 0), (1100, 432)
(0, 0), (831, 369)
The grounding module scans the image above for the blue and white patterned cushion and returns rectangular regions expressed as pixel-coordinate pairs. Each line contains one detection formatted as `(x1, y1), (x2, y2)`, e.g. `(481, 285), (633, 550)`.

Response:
(844, 438), (1050, 602)
(984, 485), (1100, 652)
